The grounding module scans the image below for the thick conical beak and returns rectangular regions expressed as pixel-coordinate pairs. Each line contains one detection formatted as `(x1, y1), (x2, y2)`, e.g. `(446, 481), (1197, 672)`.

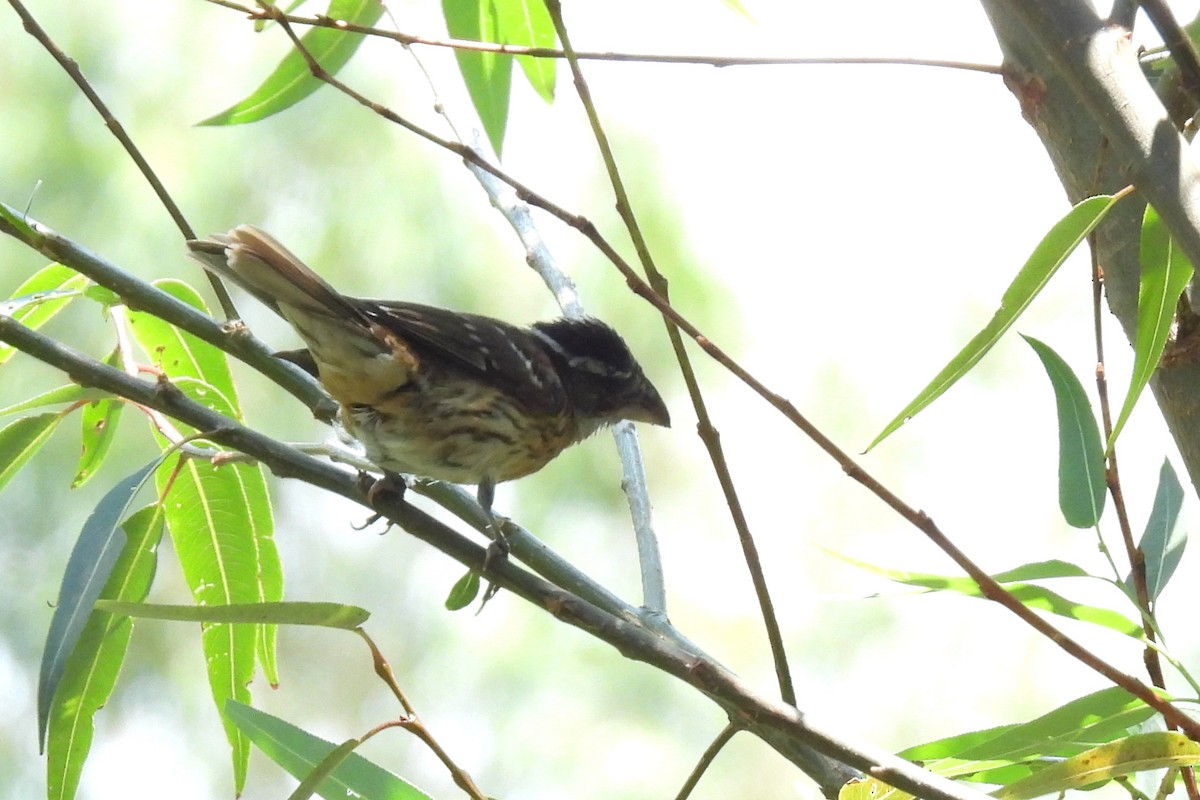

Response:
(624, 378), (670, 428)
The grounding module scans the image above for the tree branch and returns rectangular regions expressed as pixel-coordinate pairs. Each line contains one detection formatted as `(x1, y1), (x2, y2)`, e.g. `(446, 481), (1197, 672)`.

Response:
(0, 311), (989, 800)
(978, 1), (1200, 538)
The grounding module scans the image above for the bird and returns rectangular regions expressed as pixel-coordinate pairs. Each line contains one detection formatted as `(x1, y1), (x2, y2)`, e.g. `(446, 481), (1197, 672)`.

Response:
(186, 225), (670, 555)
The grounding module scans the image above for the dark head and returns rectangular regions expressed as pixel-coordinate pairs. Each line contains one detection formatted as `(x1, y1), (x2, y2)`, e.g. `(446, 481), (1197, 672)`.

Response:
(531, 317), (670, 432)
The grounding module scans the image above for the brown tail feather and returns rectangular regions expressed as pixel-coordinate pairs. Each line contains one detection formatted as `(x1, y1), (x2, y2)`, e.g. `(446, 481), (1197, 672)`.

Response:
(188, 225), (361, 322)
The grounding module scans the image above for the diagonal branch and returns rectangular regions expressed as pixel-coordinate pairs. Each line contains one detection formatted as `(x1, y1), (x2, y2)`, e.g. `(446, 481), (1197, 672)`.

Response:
(0, 312), (987, 800)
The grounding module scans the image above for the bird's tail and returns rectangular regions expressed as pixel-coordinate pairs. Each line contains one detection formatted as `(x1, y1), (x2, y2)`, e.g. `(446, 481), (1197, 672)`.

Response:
(187, 225), (361, 321)
(187, 225), (391, 372)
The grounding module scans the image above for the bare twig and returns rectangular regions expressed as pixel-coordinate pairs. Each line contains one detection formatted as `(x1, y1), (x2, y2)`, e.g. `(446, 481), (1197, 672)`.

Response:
(205, 0), (1003, 74)
(6, 0), (238, 318)
(541, 0), (798, 710)
(356, 629), (487, 800)
(675, 723), (740, 800)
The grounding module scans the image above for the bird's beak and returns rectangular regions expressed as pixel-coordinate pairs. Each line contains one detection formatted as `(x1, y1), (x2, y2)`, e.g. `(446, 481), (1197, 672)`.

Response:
(625, 380), (671, 428)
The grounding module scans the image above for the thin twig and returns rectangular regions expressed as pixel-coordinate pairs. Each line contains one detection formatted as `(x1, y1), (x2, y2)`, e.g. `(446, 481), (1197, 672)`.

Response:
(543, 0), (797, 707)
(356, 629), (487, 800)
(0, 205), (337, 420)
(205, 0), (1003, 75)
(6, 0), (238, 319)
(1140, 0), (1200, 123)
(675, 723), (740, 800)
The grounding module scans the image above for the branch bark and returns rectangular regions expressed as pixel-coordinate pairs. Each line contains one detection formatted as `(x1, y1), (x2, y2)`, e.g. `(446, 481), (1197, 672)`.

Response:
(0, 311), (993, 800)
(979, 0), (1200, 499)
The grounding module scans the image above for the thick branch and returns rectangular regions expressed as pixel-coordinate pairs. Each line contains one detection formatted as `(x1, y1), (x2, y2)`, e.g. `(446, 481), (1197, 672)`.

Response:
(980, 0), (1200, 502)
(0, 206), (338, 420)
(0, 313), (987, 800)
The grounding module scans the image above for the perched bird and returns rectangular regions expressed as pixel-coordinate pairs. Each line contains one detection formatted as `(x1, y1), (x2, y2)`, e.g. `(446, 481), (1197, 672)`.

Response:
(187, 225), (670, 540)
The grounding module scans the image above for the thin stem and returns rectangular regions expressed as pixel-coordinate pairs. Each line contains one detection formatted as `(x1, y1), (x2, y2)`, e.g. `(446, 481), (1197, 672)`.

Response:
(6, 0), (238, 318)
(1140, 0), (1200, 125)
(0, 205), (337, 420)
(674, 723), (740, 800)
(205, 0), (1003, 74)
(356, 629), (488, 800)
(543, 0), (796, 707)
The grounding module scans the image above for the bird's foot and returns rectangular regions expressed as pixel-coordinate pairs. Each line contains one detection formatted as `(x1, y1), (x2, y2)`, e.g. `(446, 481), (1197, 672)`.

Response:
(354, 471), (407, 531)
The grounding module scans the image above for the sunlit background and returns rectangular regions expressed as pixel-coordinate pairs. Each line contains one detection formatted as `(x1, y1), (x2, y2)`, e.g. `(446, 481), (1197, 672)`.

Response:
(1, 1), (1197, 798)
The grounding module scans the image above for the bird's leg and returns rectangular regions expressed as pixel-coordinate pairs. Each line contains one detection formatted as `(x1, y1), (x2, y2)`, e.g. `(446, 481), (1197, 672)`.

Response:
(477, 477), (513, 607)
(478, 477), (509, 569)
(354, 471), (408, 530)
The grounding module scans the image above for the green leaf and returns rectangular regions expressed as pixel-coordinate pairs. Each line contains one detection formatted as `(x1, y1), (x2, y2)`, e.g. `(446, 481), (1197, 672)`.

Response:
(445, 570), (481, 610)
(1131, 459), (1186, 601)
(835, 553), (1141, 636)
(994, 732), (1200, 799)
(72, 349), (125, 489)
(126, 281), (283, 691)
(867, 194), (1124, 451)
(902, 687), (1153, 786)
(0, 263), (90, 369)
(37, 459), (161, 750)
(46, 504), (164, 800)
(494, 0), (556, 102)
(0, 412), (62, 493)
(97, 601), (369, 629)
(126, 280), (240, 409)
(149, 376), (280, 792)
(226, 701), (434, 800)
(200, 0), (385, 125)
(0, 385), (108, 417)
(1109, 205), (1195, 449)
(443, 0), (513, 156)
(1022, 335), (1106, 528)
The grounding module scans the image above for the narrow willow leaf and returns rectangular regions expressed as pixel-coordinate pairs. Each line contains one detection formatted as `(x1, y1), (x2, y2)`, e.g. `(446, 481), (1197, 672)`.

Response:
(126, 280), (239, 410)
(445, 570), (481, 610)
(840, 776), (911, 800)
(0, 385), (107, 417)
(37, 458), (161, 749)
(0, 264), (90, 368)
(989, 560), (1091, 581)
(46, 505), (164, 800)
(1109, 205), (1195, 449)
(902, 687), (1151, 767)
(226, 701), (433, 800)
(1131, 459), (1186, 601)
(291, 739), (363, 800)
(494, 0), (556, 102)
(128, 282), (282, 690)
(0, 412), (61, 493)
(1023, 335), (1106, 527)
(834, 552), (1140, 636)
(443, 0), (513, 156)
(154, 380), (280, 792)
(200, 0), (385, 125)
(97, 601), (369, 629)
(994, 732), (1200, 800)
(867, 194), (1123, 451)
(72, 350), (125, 489)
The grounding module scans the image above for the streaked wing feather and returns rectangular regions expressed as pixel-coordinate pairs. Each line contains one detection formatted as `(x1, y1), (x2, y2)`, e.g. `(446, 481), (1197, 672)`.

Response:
(362, 300), (560, 408)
